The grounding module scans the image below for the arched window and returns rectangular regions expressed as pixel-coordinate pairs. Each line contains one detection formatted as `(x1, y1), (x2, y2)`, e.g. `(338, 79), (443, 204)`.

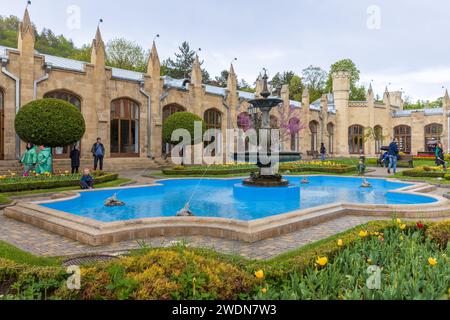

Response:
(204, 108), (222, 130)
(394, 125), (412, 154)
(237, 112), (252, 152)
(44, 90), (81, 110)
(348, 125), (364, 154)
(374, 125), (383, 154)
(204, 109), (222, 155)
(309, 121), (319, 152)
(0, 89), (4, 160)
(424, 124), (443, 152)
(110, 98), (140, 157)
(44, 90), (82, 157)
(327, 123), (334, 155)
(162, 104), (186, 155)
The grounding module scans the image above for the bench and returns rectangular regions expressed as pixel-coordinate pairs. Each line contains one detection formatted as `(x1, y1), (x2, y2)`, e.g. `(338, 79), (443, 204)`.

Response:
(306, 151), (320, 159)
(377, 154), (414, 168)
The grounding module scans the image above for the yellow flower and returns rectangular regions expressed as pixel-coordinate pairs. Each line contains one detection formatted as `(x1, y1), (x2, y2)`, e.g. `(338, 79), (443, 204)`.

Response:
(396, 218), (402, 224)
(399, 224), (407, 231)
(428, 257), (438, 266)
(255, 270), (265, 279)
(316, 256), (328, 267)
(359, 231), (369, 238)
(367, 258), (373, 264)
(399, 236), (404, 241)
(261, 288), (267, 294)
(337, 239), (344, 247)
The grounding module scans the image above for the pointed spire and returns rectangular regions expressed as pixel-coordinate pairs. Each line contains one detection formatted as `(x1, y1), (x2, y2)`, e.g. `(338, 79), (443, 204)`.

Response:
(227, 63), (237, 92)
(445, 89), (449, 102)
(190, 54), (202, 86)
(302, 87), (309, 98)
(18, 7), (35, 53)
(91, 25), (106, 66)
(368, 83), (373, 94)
(367, 83), (374, 101)
(147, 41), (161, 78)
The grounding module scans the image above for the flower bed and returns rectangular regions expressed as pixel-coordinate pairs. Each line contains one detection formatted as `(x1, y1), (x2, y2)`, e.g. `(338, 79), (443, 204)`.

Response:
(0, 220), (449, 300)
(163, 161), (355, 176)
(0, 171), (119, 192)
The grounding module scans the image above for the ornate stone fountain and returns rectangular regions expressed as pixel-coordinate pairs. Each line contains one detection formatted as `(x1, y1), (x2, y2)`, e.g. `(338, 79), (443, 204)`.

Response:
(233, 70), (302, 187)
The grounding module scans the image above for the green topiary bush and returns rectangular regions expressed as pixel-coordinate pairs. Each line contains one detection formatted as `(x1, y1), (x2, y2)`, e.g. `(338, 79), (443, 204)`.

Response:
(162, 112), (206, 145)
(15, 98), (86, 147)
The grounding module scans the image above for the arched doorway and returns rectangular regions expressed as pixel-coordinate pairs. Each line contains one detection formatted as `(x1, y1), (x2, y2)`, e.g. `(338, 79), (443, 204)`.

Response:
(327, 123), (334, 155)
(110, 98), (140, 157)
(348, 125), (364, 154)
(204, 108), (222, 156)
(162, 104), (185, 155)
(374, 125), (383, 154)
(394, 125), (412, 154)
(424, 123), (443, 152)
(309, 121), (319, 152)
(44, 90), (82, 158)
(0, 88), (4, 160)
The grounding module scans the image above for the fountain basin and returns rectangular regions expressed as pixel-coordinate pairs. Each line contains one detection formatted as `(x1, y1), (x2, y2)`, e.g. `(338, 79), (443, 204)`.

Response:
(233, 183), (300, 201)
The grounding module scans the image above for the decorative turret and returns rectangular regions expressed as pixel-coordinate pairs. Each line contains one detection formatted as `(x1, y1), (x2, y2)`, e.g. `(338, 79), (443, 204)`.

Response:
(383, 86), (390, 103)
(190, 54), (203, 87)
(147, 41), (161, 79)
(302, 87), (310, 107)
(226, 63), (237, 93)
(367, 83), (374, 102)
(17, 8), (35, 55)
(444, 89), (450, 108)
(91, 26), (106, 67)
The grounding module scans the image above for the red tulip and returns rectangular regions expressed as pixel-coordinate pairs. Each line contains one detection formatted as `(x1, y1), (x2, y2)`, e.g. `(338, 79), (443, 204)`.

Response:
(417, 222), (424, 230)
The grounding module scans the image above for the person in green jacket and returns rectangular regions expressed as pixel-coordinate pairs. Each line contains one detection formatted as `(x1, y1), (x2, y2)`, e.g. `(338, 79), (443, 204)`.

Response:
(36, 146), (53, 174)
(20, 143), (37, 176)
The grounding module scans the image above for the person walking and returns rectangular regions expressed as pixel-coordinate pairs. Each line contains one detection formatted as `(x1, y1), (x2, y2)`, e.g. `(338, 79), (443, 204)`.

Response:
(91, 138), (105, 171)
(435, 142), (447, 171)
(36, 146), (53, 174)
(20, 143), (37, 176)
(388, 138), (399, 174)
(320, 143), (327, 161)
(70, 145), (81, 174)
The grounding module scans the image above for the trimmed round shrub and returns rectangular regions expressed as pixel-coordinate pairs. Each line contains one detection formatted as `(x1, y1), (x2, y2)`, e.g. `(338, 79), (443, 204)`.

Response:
(162, 112), (206, 145)
(15, 98), (86, 147)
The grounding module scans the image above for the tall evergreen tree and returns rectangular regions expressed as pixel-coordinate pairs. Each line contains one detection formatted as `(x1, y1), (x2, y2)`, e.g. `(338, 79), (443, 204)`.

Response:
(163, 41), (210, 81)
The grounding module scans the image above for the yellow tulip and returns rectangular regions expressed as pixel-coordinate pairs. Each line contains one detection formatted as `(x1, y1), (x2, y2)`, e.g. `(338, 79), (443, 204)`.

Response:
(396, 218), (402, 224)
(367, 258), (373, 264)
(359, 231), (369, 238)
(261, 288), (267, 294)
(255, 270), (265, 279)
(316, 256), (328, 267)
(337, 239), (344, 247)
(428, 258), (438, 266)
(400, 224), (407, 231)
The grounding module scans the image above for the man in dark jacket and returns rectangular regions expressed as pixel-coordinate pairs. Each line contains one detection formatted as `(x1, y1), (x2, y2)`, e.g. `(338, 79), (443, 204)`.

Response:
(70, 145), (80, 174)
(91, 138), (105, 171)
(388, 138), (399, 174)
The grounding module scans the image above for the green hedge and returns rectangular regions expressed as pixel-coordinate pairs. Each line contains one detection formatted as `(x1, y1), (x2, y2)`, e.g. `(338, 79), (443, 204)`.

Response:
(15, 98), (86, 147)
(402, 170), (445, 178)
(280, 166), (355, 174)
(163, 168), (258, 176)
(0, 173), (118, 192)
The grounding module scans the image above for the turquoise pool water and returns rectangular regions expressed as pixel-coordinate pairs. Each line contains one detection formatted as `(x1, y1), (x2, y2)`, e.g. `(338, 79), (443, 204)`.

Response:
(40, 177), (437, 222)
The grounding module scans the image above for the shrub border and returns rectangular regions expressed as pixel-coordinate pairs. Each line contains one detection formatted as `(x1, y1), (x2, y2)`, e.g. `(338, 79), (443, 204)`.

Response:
(0, 173), (119, 192)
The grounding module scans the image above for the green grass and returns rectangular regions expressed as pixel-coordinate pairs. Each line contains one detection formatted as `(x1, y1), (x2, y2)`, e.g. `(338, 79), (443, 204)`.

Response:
(0, 241), (60, 266)
(0, 178), (132, 205)
(393, 172), (450, 185)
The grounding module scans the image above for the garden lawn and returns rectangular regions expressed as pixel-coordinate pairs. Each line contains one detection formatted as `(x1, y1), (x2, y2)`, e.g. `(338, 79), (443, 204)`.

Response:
(0, 241), (60, 267)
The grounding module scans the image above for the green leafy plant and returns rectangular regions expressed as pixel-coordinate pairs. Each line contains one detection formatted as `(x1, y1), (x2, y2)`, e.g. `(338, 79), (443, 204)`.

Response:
(15, 98), (86, 147)
(162, 112), (206, 145)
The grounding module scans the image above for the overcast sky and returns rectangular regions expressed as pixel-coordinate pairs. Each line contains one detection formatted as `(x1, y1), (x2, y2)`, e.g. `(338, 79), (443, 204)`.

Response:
(2, 0), (449, 101)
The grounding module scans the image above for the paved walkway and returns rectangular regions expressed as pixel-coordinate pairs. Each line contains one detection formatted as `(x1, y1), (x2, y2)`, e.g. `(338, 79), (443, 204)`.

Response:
(0, 211), (380, 260)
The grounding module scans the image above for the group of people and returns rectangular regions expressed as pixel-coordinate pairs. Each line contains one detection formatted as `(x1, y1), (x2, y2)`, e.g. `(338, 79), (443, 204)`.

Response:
(20, 138), (106, 190)
(20, 144), (53, 176)
(381, 138), (447, 174)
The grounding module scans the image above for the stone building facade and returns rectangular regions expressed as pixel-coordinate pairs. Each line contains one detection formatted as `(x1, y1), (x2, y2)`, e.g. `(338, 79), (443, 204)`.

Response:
(1, 10), (449, 165)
